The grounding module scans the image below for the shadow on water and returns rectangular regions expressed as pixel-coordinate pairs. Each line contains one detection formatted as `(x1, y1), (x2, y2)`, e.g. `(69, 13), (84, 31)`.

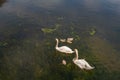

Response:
(0, 0), (6, 7)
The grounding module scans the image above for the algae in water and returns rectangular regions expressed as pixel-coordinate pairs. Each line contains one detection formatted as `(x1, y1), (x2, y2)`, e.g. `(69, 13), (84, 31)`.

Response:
(89, 28), (96, 36)
(41, 28), (56, 34)
(41, 24), (60, 34)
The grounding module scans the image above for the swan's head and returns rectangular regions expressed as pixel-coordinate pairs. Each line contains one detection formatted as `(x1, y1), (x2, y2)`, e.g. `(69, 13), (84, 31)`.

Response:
(74, 49), (78, 53)
(55, 38), (59, 41)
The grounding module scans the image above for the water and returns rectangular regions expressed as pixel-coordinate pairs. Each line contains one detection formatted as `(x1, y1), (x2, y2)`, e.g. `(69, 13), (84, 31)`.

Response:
(0, 0), (120, 80)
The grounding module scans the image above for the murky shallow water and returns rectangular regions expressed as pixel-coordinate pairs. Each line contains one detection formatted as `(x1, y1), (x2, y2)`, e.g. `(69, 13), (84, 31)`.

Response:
(0, 0), (120, 80)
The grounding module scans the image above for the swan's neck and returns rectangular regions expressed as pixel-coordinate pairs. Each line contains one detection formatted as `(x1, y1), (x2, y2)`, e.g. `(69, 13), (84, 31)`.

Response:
(75, 49), (78, 60)
(56, 39), (59, 48)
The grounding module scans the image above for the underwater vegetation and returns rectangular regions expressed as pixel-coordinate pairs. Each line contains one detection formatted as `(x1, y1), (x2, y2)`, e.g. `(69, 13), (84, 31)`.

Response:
(89, 28), (96, 36)
(0, 25), (120, 80)
(0, 41), (8, 47)
(41, 24), (60, 34)
(74, 35), (80, 40)
(41, 28), (56, 34)
(57, 16), (64, 20)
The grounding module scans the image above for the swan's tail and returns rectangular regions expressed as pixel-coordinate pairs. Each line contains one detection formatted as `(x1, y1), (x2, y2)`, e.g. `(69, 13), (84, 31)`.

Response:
(85, 67), (94, 70)
(82, 59), (95, 70)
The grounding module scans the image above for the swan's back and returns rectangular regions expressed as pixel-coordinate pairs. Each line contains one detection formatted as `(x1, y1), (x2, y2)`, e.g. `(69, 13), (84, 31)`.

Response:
(57, 46), (74, 53)
(73, 59), (85, 69)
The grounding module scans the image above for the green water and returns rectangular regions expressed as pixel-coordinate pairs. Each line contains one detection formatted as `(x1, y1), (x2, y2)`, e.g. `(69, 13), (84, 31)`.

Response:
(0, 0), (120, 80)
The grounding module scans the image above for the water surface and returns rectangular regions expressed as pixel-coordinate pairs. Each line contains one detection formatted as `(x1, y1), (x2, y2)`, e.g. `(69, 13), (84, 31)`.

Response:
(0, 0), (120, 80)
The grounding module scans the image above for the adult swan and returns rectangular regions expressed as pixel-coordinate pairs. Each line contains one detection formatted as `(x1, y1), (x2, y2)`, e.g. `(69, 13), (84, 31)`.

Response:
(55, 38), (74, 54)
(73, 49), (94, 70)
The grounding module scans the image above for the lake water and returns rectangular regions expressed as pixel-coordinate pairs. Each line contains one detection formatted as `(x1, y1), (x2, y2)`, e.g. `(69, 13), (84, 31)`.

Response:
(0, 0), (120, 80)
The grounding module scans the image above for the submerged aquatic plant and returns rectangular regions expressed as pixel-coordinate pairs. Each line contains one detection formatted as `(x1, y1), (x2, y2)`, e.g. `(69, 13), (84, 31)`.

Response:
(89, 28), (96, 36)
(75, 35), (80, 40)
(41, 28), (56, 34)
(57, 16), (64, 20)
(41, 24), (60, 34)
(0, 42), (8, 47)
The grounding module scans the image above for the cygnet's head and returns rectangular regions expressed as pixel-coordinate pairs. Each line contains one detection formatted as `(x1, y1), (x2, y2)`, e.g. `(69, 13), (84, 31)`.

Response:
(62, 59), (66, 65)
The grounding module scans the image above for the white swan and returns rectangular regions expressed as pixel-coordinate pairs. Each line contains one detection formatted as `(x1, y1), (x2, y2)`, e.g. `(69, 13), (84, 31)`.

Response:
(55, 38), (74, 54)
(73, 49), (94, 70)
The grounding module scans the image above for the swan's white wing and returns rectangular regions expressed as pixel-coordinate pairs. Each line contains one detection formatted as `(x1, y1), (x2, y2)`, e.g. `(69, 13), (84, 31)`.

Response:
(81, 59), (94, 70)
(73, 59), (86, 69)
(73, 59), (94, 70)
(59, 46), (71, 51)
(58, 46), (74, 53)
